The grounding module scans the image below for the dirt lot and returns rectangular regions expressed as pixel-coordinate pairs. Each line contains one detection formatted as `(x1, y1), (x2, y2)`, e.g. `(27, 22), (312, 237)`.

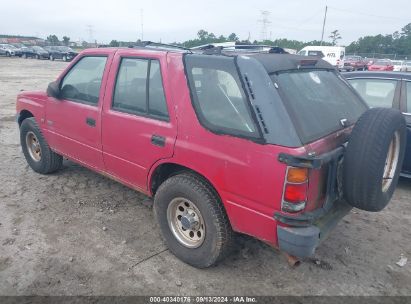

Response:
(0, 57), (410, 296)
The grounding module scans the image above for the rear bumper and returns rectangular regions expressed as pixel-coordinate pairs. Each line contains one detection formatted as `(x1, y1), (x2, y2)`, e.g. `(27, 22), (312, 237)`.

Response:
(277, 200), (352, 257)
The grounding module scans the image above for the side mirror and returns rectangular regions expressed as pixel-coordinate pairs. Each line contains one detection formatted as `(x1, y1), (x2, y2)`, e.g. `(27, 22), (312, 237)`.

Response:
(47, 81), (60, 98)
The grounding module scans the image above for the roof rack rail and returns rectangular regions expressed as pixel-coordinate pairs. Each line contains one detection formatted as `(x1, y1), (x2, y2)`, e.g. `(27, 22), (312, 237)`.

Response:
(133, 41), (192, 52)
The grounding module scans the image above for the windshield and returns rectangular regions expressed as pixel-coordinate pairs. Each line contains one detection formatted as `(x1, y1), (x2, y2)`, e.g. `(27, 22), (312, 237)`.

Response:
(271, 69), (367, 144)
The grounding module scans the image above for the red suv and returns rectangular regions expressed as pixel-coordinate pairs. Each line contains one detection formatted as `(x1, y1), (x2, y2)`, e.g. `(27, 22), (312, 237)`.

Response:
(16, 43), (407, 268)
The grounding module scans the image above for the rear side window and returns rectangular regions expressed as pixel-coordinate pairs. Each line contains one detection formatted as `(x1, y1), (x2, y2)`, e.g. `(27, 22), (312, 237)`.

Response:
(348, 78), (397, 108)
(184, 55), (259, 139)
(112, 58), (169, 120)
(60, 56), (107, 105)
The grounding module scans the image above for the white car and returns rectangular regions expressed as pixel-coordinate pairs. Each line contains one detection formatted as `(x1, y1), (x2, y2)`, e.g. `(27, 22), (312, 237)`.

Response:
(392, 60), (407, 72)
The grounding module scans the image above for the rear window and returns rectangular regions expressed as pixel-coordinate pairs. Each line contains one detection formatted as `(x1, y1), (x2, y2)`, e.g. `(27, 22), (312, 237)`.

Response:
(271, 69), (367, 143)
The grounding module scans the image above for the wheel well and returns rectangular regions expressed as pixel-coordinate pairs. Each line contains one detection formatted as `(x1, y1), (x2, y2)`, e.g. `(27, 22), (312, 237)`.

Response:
(150, 163), (217, 197)
(18, 110), (34, 126)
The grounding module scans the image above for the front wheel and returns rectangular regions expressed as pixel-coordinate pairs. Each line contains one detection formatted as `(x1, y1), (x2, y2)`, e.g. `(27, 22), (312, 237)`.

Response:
(154, 173), (233, 268)
(20, 118), (63, 174)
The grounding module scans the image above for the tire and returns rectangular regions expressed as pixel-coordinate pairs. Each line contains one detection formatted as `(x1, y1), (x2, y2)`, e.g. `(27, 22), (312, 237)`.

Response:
(154, 173), (233, 268)
(20, 118), (63, 174)
(36, 54), (40, 60)
(50, 55), (54, 61)
(343, 108), (406, 212)
(22, 53), (26, 59)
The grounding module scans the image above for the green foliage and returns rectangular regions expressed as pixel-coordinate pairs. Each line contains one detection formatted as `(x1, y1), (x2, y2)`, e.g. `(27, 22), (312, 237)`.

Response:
(329, 30), (342, 46)
(46, 34), (59, 45)
(62, 36), (70, 46)
(347, 23), (411, 56)
(109, 40), (120, 47)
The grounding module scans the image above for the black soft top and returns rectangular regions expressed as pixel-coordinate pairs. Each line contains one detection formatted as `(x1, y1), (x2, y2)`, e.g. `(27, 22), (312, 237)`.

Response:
(245, 53), (334, 74)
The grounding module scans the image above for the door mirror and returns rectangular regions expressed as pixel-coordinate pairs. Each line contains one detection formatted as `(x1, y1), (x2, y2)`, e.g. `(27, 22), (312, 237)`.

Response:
(47, 81), (60, 98)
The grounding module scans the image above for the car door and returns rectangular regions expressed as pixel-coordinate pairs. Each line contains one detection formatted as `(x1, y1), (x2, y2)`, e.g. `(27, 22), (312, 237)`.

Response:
(401, 80), (411, 175)
(101, 50), (177, 192)
(45, 53), (111, 171)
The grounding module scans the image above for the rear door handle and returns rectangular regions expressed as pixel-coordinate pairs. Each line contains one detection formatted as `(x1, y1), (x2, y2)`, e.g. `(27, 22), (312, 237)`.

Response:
(151, 135), (166, 147)
(86, 117), (96, 127)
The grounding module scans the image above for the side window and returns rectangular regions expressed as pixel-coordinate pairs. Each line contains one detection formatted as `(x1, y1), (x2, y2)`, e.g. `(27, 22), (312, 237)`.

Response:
(113, 58), (148, 114)
(148, 60), (168, 119)
(347, 78), (397, 108)
(112, 58), (169, 120)
(185, 56), (258, 138)
(60, 56), (107, 105)
(406, 82), (411, 113)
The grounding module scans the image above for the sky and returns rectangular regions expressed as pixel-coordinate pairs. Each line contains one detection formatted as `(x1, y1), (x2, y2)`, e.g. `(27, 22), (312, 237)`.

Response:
(1, 0), (410, 45)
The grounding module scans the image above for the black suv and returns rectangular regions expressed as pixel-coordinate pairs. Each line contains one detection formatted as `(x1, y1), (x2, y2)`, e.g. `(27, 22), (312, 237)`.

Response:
(44, 46), (78, 61)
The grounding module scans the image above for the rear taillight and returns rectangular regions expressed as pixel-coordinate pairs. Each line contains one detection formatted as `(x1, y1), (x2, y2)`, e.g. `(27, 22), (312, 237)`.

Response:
(281, 167), (308, 213)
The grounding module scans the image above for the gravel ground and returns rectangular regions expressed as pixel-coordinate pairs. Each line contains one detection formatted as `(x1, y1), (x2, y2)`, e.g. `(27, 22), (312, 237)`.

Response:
(0, 57), (410, 296)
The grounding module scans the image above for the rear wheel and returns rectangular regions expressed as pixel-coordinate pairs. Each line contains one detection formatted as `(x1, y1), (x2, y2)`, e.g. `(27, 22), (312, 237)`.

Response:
(20, 118), (63, 174)
(343, 108), (406, 211)
(154, 173), (233, 268)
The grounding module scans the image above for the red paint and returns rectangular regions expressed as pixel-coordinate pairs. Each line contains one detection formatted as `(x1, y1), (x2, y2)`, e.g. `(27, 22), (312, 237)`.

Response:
(16, 48), (345, 247)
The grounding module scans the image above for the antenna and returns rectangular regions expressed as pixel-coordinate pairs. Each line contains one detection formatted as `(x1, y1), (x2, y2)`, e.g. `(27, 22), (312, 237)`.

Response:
(258, 10), (271, 42)
(320, 6), (328, 46)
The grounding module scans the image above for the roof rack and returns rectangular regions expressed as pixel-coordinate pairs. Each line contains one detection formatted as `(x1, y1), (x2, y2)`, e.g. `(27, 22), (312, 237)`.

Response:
(191, 43), (289, 55)
(133, 41), (192, 52)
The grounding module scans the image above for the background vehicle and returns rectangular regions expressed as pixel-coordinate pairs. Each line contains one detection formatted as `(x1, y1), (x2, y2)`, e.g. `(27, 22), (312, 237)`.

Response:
(344, 71), (411, 177)
(368, 59), (394, 71)
(32, 46), (50, 59)
(21, 46), (37, 59)
(0, 43), (22, 57)
(16, 46), (406, 268)
(297, 46), (345, 69)
(44, 46), (78, 61)
(392, 60), (407, 72)
(342, 55), (367, 71)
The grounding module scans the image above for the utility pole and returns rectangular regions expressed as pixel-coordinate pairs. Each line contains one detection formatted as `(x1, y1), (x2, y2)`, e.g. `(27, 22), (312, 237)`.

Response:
(258, 10), (271, 42)
(86, 25), (93, 43)
(140, 9), (144, 41)
(320, 6), (328, 46)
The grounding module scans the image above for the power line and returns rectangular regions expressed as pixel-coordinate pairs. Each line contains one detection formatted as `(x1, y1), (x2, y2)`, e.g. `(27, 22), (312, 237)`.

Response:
(327, 6), (410, 21)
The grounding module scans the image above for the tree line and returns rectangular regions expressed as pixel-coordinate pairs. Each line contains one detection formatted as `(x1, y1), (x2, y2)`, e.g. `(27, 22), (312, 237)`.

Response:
(17, 22), (411, 56)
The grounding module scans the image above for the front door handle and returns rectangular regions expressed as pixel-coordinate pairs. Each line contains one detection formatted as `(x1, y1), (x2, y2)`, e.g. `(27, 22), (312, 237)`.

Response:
(151, 135), (166, 147)
(86, 117), (96, 127)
